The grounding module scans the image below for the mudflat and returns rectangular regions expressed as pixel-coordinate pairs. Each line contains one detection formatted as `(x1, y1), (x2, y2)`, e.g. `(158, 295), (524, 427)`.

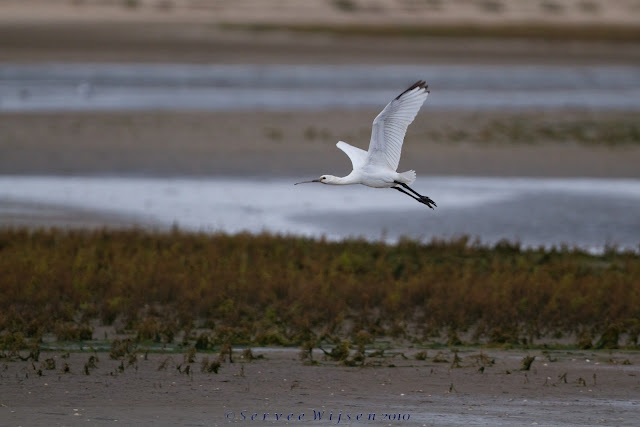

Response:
(1, 348), (639, 425)
(1, 0), (640, 65)
(2, 21), (639, 65)
(2, 110), (640, 178)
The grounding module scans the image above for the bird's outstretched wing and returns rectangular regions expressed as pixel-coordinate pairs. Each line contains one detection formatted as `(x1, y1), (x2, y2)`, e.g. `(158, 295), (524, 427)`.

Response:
(336, 141), (368, 170)
(366, 81), (429, 171)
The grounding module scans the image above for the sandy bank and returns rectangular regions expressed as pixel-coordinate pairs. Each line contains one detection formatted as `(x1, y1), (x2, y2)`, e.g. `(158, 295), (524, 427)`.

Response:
(1, 1), (639, 64)
(2, 110), (639, 178)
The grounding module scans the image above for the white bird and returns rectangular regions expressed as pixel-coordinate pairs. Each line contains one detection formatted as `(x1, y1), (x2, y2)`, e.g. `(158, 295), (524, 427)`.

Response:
(295, 80), (436, 209)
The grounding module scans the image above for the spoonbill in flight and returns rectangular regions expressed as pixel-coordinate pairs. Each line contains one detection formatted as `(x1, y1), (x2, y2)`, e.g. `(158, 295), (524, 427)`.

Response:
(295, 80), (436, 209)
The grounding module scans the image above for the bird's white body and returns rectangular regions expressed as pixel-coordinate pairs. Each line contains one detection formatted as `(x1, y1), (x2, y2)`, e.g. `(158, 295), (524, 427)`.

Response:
(323, 158), (415, 188)
(296, 81), (436, 208)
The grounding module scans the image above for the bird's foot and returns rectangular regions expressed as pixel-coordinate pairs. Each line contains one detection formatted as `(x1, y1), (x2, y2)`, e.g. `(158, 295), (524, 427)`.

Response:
(419, 196), (437, 209)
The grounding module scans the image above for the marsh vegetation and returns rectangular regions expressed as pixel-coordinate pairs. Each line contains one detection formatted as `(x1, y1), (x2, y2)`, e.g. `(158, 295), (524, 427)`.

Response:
(1, 228), (638, 360)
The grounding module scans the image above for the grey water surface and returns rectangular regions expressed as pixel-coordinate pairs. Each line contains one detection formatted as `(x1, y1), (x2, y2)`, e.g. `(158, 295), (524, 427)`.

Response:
(1, 176), (638, 253)
(1, 64), (639, 112)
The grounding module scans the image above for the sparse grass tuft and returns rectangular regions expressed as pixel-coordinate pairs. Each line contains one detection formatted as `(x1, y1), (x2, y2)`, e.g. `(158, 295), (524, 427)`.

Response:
(184, 346), (197, 364)
(110, 339), (135, 360)
(200, 356), (221, 373)
(323, 340), (351, 361)
(242, 348), (255, 361)
(577, 330), (593, 349)
(432, 351), (449, 363)
(521, 355), (535, 370)
(42, 358), (56, 370)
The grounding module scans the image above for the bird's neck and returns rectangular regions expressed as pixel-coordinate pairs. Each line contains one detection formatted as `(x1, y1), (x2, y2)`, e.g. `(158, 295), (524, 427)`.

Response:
(328, 174), (357, 185)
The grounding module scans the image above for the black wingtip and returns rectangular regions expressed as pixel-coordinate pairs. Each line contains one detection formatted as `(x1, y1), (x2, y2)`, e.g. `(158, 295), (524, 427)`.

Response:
(395, 80), (429, 100)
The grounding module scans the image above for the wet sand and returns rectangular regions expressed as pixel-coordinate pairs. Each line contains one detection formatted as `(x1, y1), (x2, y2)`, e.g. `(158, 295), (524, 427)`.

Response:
(0, 199), (150, 230)
(1, 348), (639, 426)
(2, 21), (639, 66)
(1, 1), (640, 65)
(2, 111), (640, 179)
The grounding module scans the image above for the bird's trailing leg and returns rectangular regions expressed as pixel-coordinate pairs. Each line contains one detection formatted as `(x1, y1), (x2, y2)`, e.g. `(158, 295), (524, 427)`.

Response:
(393, 186), (425, 205)
(394, 182), (437, 209)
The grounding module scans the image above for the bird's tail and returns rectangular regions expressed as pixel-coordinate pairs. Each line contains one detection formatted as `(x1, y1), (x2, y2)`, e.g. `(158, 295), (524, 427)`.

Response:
(399, 170), (416, 185)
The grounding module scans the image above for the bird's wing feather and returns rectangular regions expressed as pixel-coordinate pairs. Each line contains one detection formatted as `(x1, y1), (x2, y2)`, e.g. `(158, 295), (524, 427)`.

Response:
(366, 80), (429, 171)
(336, 141), (368, 170)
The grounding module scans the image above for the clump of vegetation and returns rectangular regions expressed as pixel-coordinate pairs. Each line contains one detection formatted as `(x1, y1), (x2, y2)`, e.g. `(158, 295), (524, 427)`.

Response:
(577, 329), (594, 349)
(450, 350), (462, 368)
(241, 348), (252, 360)
(110, 339), (136, 360)
(42, 358), (56, 370)
(195, 333), (212, 351)
(0, 228), (639, 352)
(184, 346), (197, 364)
(0, 332), (28, 359)
(157, 356), (173, 371)
(521, 355), (535, 371)
(135, 316), (175, 343)
(84, 354), (99, 375)
(413, 351), (428, 361)
(595, 324), (620, 349)
(432, 351), (449, 363)
(55, 322), (93, 341)
(468, 352), (495, 367)
(219, 342), (234, 363)
(322, 340), (351, 362)
(447, 329), (462, 346)
(200, 356), (221, 373)
(346, 330), (373, 366)
(300, 339), (318, 364)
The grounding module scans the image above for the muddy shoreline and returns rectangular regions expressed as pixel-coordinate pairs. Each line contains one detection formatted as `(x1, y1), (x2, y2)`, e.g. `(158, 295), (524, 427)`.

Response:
(2, 110), (640, 178)
(2, 21), (639, 65)
(1, 348), (639, 425)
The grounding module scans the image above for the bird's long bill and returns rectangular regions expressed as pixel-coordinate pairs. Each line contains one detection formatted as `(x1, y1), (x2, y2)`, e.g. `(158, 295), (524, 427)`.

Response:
(294, 179), (321, 185)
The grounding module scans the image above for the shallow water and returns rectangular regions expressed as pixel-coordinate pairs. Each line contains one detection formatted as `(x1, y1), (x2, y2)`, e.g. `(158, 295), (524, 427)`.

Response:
(1, 64), (639, 111)
(1, 175), (639, 252)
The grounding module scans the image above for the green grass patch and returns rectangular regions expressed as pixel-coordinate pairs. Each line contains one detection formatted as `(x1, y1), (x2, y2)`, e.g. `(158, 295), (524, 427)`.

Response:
(0, 228), (639, 354)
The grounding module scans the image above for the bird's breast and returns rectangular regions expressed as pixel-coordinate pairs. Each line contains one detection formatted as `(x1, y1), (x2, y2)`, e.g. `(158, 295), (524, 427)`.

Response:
(358, 169), (397, 188)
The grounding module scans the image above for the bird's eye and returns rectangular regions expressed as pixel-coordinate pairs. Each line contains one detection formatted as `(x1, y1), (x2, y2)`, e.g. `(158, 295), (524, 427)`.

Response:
(321, 177), (326, 180)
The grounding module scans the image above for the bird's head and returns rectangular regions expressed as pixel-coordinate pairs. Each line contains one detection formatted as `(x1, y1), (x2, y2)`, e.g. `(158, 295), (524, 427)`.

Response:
(295, 175), (336, 185)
